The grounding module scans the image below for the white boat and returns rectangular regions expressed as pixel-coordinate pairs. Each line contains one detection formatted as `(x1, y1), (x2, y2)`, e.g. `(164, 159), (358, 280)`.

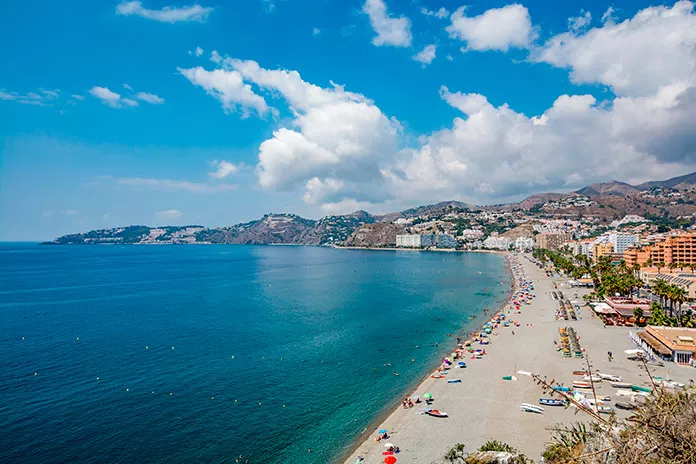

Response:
(582, 375), (602, 382)
(597, 372), (622, 382)
(520, 403), (544, 414)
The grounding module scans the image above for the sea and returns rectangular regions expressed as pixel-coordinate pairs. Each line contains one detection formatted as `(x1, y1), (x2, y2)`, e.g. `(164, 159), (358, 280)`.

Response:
(0, 243), (510, 464)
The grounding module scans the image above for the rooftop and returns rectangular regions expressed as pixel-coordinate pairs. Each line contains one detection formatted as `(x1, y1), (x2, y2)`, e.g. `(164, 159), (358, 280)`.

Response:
(646, 326), (696, 353)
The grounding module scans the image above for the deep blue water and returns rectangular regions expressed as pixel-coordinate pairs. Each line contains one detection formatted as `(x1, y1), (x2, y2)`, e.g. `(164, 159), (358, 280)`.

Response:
(0, 244), (510, 464)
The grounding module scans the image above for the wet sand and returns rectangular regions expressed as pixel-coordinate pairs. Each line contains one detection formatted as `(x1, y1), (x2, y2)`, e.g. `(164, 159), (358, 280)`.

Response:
(343, 253), (695, 464)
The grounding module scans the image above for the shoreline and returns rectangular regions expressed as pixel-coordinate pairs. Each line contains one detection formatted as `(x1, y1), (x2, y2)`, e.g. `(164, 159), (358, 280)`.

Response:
(335, 252), (516, 464)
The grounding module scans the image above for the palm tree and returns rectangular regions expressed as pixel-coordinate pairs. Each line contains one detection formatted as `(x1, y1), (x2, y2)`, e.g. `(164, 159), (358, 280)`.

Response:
(645, 257), (653, 267)
(652, 279), (668, 308)
(689, 263), (696, 274)
(668, 262), (678, 273)
(632, 262), (641, 277)
(670, 285), (688, 324)
(657, 261), (665, 273)
(678, 262), (687, 272)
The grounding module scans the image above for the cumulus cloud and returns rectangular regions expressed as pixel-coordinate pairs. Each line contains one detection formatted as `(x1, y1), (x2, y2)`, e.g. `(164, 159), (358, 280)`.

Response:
(413, 44), (437, 66)
(447, 4), (536, 51)
(195, 46), (204, 57)
(568, 10), (592, 33)
(116, 1), (212, 23)
(209, 160), (239, 178)
(178, 66), (271, 118)
(71, 94), (85, 101)
(89, 86), (138, 108)
(155, 209), (183, 220)
(185, 3), (696, 210)
(421, 7), (449, 19)
(363, 0), (412, 47)
(136, 92), (165, 104)
(117, 177), (237, 193)
(312, 27), (321, 36)
(534, 0), (696, 96)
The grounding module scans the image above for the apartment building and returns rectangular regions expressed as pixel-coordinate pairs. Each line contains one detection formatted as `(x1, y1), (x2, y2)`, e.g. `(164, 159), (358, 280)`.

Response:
(623, 233), (696, 266)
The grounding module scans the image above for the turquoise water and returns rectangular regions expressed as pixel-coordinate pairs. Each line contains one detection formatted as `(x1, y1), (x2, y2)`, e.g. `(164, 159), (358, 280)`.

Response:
(0, 244), (510, 463)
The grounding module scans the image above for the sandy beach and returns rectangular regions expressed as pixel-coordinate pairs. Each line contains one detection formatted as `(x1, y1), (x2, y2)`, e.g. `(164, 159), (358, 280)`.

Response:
(343, 252), (695, 464)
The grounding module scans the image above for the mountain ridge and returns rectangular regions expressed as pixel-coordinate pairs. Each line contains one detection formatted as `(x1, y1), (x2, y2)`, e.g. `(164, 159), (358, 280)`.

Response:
(45, 172), (696, 246)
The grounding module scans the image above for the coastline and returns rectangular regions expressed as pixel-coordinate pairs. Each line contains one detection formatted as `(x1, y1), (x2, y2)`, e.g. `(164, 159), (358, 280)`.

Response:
(336, 251), (516, 464)
(340, 253), (696, 464)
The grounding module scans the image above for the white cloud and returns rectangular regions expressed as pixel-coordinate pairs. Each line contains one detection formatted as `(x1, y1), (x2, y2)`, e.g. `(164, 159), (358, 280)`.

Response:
(413, 44), (437, 66)
(118, 177), (237, 194)
(116, 1), (212, 23)
(0, 88), (62, 106)
(601, 6), (617, 24)
(210, 50), (222, 64)
(136, 92), (165, 104)
(178, 66), (271, 118)
(61, 209), (79, 216)
(534, 1), (696, 96)
(89, 86), (139, 108)
(363, 0), (412, 47)
(312, 27), (321, 36)
(446, 54), (454, 61)
(123, 84), (134, 91)
(209, 160), (239, 178)
(155, 209), (183, 220)
(195, 46), (204, 57)
(447, 4), (536, 51)
(71, 94), (85, 100)
(568, 10), (592, 33)
(41, 211), (55, 218)
(421, 7), (449, 19)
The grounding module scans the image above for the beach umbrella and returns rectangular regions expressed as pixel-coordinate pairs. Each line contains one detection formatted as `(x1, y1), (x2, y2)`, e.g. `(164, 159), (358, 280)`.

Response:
(378, 429), (388, 434)
(423, 393), (433, 399)
(384, 456), (397, 464)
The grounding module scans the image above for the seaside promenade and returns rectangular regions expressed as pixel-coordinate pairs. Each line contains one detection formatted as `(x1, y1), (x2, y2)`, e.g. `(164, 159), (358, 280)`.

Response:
(343, 253), (695, 464)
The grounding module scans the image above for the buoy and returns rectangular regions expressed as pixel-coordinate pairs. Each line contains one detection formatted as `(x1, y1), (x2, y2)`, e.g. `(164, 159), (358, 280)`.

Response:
(235, 399), (238, 402)
(283, 405), (286, 408)
(231, 355), (234, 359)
(146, 346), (149, 349)
(259, 402), (262, 406)
(34, 372), (38, 376)
(126, 388), (130, 392)
(211, 397), (215, 400)
(169, 392), (173, 396)
(152, 391), (155, 394)
(96, 377), (100, 380)
(171, 346), (174, 350)
(76, 337), (80, 341)
(21, 337), (24, 340)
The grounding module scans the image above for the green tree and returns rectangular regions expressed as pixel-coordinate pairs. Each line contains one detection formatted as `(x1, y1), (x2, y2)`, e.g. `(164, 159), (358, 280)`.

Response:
(633, 307), (645, 327)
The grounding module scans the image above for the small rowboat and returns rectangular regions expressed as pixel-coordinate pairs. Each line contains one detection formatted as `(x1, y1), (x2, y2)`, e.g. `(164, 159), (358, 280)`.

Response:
(582, 375), (602, 382)
(597, 406), (615, 414)
(572, 370), (591, 376)
(553, 385), (571, 392)
(431, 374), (446, 379)
(615, 402), (636, 410)
(572, 381), (592, 389)
(447, 379), (462, 383)
(597, 373), (622, 382)
(425, 409), (448, 418)
(611, 382), (632, 389)
(520, 403), (544, 414)
(630, 385), (652, 393)
(458, 362), (467, 368)
(539, 398), (565, 406)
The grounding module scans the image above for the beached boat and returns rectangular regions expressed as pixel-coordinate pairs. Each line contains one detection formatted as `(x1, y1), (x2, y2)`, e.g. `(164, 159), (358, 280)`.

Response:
(611, 382), (632, 389)
(539, 398), (565, 406)
(430, 374), (446, 379)
(597, 406), (615, 414)
(582, 375), (602, 382)
(553, 385), (571, 392)
(425, 409), (448, 418)
(615, 402), (636, 410)
(520, 403), (544, 414)
(572, 381), (593, 389)
(457, 361), (467, 368)
(572, 370), (591, 376)
(447, 379), (462, 383)
(597, 372), (622, 382)
(630, 385), (652, 393)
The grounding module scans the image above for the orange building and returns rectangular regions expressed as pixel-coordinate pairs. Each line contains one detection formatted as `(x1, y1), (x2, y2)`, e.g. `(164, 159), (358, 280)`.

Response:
(623, 233), (696, 267)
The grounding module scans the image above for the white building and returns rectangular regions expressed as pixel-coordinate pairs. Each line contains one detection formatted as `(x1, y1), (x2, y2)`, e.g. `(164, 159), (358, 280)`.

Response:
(608, 233), (638, 253)
(514, 237), (535, 251)
(483, 236), (512, 250)
(396, 234), (436, 248)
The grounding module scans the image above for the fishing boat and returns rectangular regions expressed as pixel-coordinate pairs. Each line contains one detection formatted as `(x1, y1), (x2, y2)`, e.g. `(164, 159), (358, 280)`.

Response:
(630, 385), (652, 393)
(447, 379), (462, 383)
(572, 381), (592, 389)
(597, 372), (622, 382)
(425, 409), (448, 418)
(539, 398), (565, 406)
(520, 403), (544, 414)
(457, 361), (467, 368)
(615, 402), (636, 410)
(582, 375), (602, 382)
(611, 382), (632, 389)
(430, 374), (446, 379)
(597, 406), (615, 414)
(572, 370), (591, 376)
(553, 385), (571, 392)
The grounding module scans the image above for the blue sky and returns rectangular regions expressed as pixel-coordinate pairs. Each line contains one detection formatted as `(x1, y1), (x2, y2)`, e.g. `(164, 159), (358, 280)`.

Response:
(2, 0), (696, 240)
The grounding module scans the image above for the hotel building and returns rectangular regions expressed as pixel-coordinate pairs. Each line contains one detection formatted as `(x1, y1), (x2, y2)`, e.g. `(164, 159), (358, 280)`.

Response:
(623, 233), (696, 267)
